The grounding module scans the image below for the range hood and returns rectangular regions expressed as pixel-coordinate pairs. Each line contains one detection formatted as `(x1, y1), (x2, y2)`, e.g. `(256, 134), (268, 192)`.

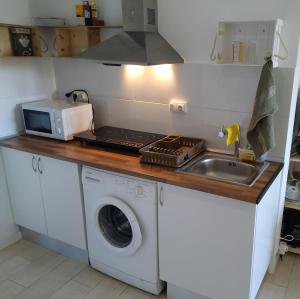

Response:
(76, 0), (184, 65)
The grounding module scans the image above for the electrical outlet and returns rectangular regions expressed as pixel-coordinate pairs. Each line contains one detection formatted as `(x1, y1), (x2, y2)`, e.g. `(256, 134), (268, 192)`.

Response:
(170, 101), (188, 113)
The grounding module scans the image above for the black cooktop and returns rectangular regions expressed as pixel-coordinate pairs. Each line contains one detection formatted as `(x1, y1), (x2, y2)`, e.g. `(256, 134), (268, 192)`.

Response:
(75, 126), (166, 153)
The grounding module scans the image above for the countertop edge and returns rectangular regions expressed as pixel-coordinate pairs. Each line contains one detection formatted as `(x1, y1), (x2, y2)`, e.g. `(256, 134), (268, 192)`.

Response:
(256, 162), (284, 204)
(0, 136), (284, 205)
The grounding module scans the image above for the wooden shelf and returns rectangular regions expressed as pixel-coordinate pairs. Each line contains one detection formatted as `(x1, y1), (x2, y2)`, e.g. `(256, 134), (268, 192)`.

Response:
(0, 23), (122, 29)
(290, 155), (300, 162)
(288, 246), (300, 255)
(285, 200), (300, 211)
(35, 25), (122, 30)
(0, 23), (117, 58)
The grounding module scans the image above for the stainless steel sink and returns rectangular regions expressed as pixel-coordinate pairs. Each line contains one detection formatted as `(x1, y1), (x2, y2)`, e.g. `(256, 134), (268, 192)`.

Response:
(179, 153), (269, 187)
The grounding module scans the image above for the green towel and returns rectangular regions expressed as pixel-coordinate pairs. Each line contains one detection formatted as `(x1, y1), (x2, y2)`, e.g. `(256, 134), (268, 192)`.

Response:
(247, 58), (278, 158)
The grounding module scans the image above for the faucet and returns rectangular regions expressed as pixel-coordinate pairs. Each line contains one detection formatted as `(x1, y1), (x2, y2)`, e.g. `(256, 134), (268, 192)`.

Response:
(218, 125), (241, 158)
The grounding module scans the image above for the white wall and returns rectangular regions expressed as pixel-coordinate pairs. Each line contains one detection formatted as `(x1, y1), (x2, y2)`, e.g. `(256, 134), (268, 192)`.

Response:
(0, 0), (31, 25)
(0, 58), (56, 137)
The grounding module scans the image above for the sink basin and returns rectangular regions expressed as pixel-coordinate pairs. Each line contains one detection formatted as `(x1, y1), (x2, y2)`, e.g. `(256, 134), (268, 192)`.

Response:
(179, 153), (269, 187)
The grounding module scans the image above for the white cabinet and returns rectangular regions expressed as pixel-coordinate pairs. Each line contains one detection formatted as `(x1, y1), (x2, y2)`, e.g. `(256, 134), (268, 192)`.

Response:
(158, 172), (282, 299)
(39, 156), (86, 250)
(2, 148), (86, 250)
(2, 148), (47, 235)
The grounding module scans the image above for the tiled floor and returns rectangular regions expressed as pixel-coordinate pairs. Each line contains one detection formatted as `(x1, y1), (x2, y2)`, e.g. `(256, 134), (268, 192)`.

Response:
(0, 240), (298, 299)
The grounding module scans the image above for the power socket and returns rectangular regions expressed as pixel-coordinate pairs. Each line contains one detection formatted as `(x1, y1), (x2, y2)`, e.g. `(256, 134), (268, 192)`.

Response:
(170, 101), (188, 113)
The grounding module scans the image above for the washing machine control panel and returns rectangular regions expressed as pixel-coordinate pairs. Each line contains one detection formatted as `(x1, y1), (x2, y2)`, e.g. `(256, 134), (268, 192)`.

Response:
(82, 167), (157, 204)
(112, 177), (156, 202)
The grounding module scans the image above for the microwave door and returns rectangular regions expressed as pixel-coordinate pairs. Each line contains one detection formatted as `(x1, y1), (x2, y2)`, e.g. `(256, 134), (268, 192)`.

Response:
(23, 109), (53, 134)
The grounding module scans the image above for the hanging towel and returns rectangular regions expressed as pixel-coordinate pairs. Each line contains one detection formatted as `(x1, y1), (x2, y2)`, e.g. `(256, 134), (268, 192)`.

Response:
(247, 58), (278, 157)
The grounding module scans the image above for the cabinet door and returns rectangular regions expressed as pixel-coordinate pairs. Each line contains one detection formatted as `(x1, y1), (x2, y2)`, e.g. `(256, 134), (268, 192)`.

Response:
(2, 148), (47, 234)
(158, 183), (256, 299)
(38, 155), (86, 250)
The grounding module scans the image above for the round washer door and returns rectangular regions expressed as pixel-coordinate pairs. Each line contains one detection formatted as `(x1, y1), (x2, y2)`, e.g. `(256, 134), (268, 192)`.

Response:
(95, 196), (142, 256)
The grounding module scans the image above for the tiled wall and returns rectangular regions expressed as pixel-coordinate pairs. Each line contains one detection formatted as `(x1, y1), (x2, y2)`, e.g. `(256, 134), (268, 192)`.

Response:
(54, 59), (294, 157)
(0, 58), (56, 137)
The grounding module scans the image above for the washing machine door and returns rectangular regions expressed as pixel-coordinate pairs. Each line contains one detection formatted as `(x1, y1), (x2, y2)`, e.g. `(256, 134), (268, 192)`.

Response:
(96, 196), (142, 256)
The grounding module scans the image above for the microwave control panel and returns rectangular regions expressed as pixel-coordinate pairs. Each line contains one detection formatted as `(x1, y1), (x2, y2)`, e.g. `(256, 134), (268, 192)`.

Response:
(54, 113), (64, 136)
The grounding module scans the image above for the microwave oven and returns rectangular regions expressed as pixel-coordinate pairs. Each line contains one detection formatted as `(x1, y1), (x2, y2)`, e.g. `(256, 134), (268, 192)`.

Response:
(22, 99), (93, 141)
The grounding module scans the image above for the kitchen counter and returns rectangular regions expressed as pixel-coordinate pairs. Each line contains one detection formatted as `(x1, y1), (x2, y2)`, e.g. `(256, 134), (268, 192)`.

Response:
(0, 135), (283, 204)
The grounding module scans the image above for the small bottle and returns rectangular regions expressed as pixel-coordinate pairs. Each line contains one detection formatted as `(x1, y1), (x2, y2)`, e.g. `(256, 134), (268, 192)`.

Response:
(247, 41), (257, 65)
(91, 0), (98, 19)
(239, 42), (245, 64)
(75, 4), (84, 17)
(83, 1), (92, 26)
(232, 41), (240, 63)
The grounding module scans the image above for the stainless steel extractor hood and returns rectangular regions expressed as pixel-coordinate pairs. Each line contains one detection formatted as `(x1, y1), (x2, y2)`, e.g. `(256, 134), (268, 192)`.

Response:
(76, 0), (184, 65)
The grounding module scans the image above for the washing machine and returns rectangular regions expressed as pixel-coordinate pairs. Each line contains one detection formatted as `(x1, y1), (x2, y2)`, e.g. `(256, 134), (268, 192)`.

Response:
(82, 166), (165, 295)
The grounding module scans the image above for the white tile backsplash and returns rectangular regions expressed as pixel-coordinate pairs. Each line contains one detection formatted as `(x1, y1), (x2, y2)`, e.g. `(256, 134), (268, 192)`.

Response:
(54, 59), (295, 156)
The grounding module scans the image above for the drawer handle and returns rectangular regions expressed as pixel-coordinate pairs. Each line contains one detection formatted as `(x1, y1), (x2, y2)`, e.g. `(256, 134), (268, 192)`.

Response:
(32, 156), (37, 173)
(38, 157), (43, 174)
(85, 176), (100, 183)
(159, 186), (164, 206)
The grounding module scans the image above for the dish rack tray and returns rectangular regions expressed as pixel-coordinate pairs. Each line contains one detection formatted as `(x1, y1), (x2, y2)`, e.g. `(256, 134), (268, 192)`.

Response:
(140, 136), (206, 168)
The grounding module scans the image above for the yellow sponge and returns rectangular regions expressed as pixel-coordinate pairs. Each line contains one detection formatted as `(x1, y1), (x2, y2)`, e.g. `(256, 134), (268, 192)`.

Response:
(225, 123), (240, 146)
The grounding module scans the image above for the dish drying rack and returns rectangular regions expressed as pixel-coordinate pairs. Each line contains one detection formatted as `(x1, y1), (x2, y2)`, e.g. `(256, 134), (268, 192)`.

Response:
(140, 136), (206, 168)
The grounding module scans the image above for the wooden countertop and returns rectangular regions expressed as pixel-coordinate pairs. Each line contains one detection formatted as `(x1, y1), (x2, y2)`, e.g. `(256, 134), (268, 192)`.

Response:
(0, 135), (283, 205)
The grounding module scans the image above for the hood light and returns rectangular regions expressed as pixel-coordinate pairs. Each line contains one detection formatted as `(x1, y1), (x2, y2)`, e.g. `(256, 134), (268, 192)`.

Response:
(153, 64), (173, 80)
(126, 65), (144, 77)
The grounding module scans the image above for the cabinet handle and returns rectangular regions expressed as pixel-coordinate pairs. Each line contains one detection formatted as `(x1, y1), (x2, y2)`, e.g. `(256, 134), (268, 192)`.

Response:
(37, 157), (43, 174)
(85, 176), (100, 183)
(32, 156), (37, 173)
(159, 186), (164, 206)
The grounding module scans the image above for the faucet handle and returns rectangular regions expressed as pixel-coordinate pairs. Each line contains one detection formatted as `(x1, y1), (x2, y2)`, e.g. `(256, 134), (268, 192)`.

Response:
(218, 125), (226, 138)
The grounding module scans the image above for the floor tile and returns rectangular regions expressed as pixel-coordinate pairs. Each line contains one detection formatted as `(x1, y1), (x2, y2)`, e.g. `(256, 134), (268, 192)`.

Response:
(14, 258), (86, 299)
(48, 280), (90, 299)
(84, 276), (127, 299)
(9, 251), (66, 287)
(149, 290), (167, 299)
(284, 256), (300, 299)
(0, 256), (30, 282)
(0, 240), (31, 265)
(17, 243), (51, 261)
(73, 267), (106, 289)
(118, 286), (152, 299)
(257, 282), (286, 299)
(266, 254), (296, 287)
(0, 280), (24, 299)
